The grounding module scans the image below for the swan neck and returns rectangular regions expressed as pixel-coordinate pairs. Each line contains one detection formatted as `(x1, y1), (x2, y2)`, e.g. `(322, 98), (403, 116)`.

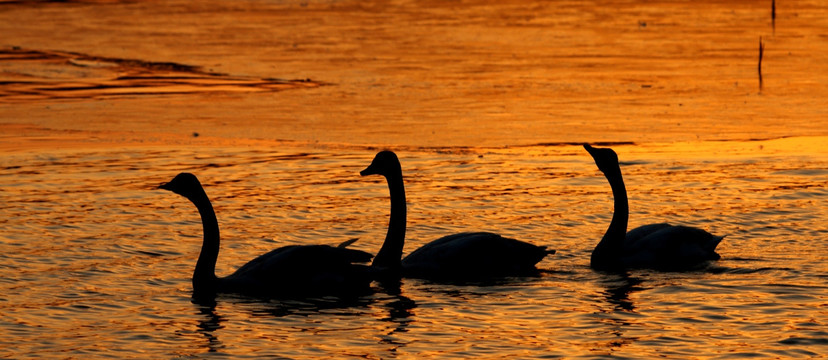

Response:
(190, 188), (220, 288)
(594, 167), (629, 261)
(373, 170), (406, 271)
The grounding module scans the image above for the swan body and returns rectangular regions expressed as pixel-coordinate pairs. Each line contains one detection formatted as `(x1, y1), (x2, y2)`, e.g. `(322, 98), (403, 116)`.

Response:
(584, 144), (723, 271)
(361, 151), (554, 280)
(401, 231), (552, 279)
(159, 173), (373, 297)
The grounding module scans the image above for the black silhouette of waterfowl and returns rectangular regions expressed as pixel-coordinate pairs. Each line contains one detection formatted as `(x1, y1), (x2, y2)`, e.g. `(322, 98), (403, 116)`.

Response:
(361, 151), (554, 281)
(583, 144), (723, 271)
(158, 173), (373, 297)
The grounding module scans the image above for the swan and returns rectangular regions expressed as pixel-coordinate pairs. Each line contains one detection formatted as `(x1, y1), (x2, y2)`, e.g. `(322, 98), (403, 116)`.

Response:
(583, 144), (723, 271)
(158, 172), (373, 297)
(360, 151), (555, 280)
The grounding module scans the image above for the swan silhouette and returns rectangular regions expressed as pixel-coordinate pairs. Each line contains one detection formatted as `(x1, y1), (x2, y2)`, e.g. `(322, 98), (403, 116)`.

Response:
(583, 144), (723, 271)
(361, 151), (554, 280)
(158, 173), (373, 297)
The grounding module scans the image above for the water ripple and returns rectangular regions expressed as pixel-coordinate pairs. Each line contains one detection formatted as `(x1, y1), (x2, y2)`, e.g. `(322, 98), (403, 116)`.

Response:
(1, 144), (827, 358)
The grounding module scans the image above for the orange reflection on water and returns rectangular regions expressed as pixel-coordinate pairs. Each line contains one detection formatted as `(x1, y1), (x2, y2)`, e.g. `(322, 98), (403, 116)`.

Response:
(2, 1), (828, 148)
(2, 0), (828, 358)
(1, 140), (827, 358)
(627, 136), (828, 161)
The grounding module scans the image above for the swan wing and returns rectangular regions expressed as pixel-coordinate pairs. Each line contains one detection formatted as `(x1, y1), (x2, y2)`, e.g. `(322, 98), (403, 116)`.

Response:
(232, 244), (372, 278)
(624, 223), (672, 248)
(624, 225), (723, 269)
(337, 238), (360, 248)
(402, 232), (552, 278)
(225, 245), (373, 295)
(231, 245), (300, 277)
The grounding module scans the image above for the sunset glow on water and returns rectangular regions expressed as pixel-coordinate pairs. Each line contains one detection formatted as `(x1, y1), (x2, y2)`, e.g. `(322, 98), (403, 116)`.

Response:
(2, 0), (827, 358)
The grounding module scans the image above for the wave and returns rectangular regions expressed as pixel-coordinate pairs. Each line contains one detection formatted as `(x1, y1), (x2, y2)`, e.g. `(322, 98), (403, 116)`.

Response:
(0, 46), (324, 101)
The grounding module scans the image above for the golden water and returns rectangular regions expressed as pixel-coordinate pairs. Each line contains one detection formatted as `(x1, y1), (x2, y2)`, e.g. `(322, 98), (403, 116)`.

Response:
(1, 0), (827, 358)
(2, 143), (826, 358)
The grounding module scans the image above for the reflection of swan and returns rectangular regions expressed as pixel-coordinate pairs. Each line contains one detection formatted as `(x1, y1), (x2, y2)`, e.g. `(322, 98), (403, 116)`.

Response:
(599, 273), (645, 312)
(361, 151), (554, 280)
(159, 173), (373, 297)
(191, 297), (225, 353)
(584, 144), (723, 270)
(377, 292), (416, 348)
(592, 273), (644, 353)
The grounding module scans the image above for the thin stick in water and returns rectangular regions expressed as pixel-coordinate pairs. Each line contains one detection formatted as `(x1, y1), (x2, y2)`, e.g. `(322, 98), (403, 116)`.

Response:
(772, 0), (776, 34)
(758, 36), (765, 91)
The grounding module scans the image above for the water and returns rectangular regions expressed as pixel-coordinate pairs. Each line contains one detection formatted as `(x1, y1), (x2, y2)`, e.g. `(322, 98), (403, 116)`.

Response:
(2, 0), (828, 358)
(1, 142), (826, 358)
(2, 0), (828, 148)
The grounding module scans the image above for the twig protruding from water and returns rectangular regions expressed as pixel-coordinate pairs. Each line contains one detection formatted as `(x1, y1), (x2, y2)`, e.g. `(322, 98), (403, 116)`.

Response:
(758, 37), (765, 91)
(772, 0), (776, 34)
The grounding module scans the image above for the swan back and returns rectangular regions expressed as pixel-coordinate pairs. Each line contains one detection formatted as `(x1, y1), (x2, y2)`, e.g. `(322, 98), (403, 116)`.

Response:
(230, 245), (372, 278)
(402, 232), (553, 279)
(624, 223), (673, 246)
(628, 225), (722, 255)
(226, 244), (374, 296)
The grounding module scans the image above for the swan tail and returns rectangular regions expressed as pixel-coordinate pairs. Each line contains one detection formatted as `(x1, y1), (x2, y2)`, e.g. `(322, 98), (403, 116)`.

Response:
(337, 238), (359, 248)
(706, 235), (725, 258)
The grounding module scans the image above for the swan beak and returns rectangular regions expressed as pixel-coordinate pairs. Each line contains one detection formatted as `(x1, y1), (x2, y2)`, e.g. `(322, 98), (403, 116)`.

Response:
(360, 165), (379, 176)
(158, 182), (172, 191)
(583, 143), (597, 155)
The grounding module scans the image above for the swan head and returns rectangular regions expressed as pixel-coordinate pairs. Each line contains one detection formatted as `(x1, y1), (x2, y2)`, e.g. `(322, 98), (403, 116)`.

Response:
(158, 172), (203, 199)
(583, 144), (620, 174)
(361, 150), (401, 178)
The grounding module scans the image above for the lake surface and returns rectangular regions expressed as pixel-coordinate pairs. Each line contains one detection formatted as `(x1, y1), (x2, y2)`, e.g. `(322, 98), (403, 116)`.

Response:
(1, 0), (827, 358)
(2, 141), (827, 358)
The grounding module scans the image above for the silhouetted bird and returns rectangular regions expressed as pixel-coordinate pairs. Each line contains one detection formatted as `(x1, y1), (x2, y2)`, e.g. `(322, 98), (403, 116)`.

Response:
(361, 151), (554, 281)
(583, 144), (723, 271)
(158, 173), (373, 297)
